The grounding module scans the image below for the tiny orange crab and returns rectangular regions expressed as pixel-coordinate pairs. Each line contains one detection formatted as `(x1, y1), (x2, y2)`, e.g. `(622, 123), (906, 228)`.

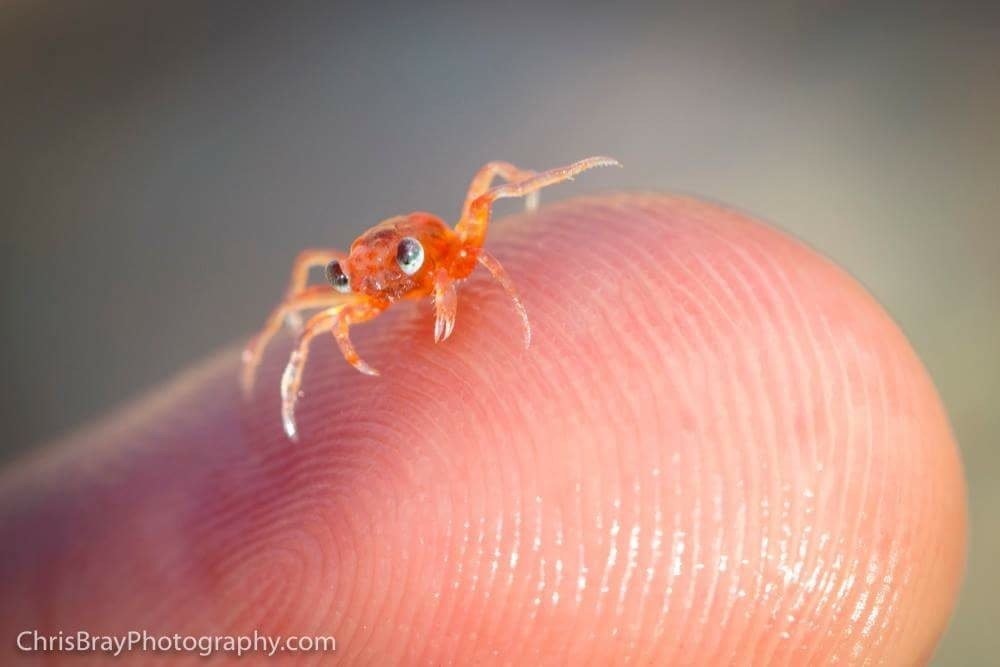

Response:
(242, 156), (620, 439)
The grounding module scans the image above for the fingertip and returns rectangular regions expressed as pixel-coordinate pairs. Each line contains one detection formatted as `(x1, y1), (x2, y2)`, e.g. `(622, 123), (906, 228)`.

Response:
(239, 193), (966, 662)
(0, 194), (965, 665)
(299, 193), (965, 662)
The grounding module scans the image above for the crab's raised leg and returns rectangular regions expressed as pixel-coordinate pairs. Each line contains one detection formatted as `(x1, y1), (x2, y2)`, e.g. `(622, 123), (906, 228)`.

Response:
(281, 298), (384, 440)
(241, 285), (346, 398)
(461, 161), (538, 219)
(433, 267), (458, 343)
(455, 156), (620, 247)
(477, 250), (531, 348)
(282, 248), (347, 332)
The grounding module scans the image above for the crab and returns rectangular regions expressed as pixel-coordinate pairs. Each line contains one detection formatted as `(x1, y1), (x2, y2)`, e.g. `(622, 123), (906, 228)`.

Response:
(241, 156), (620, 439)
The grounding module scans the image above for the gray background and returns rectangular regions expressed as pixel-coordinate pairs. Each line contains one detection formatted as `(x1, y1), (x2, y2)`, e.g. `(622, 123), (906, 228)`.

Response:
(2, 1), (996, 662)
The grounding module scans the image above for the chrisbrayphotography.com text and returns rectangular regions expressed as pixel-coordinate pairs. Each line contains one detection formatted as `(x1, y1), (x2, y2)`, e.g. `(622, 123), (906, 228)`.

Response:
(16, 629), (336, 658)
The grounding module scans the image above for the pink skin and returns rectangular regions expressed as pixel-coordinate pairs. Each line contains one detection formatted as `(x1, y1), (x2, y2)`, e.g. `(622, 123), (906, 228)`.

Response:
(0, 195), (966, 664)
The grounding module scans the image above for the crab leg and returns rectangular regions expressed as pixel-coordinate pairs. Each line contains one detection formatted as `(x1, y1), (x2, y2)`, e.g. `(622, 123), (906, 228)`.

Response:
(281, 298), (384, 440)
(282, 248), (347, 332)
(455, 156), (620, 247)
(241, 285), (346, 397)
(461, 161), (538, 219)
(433, 267), (458, 343)
(477, 250), (531, 348)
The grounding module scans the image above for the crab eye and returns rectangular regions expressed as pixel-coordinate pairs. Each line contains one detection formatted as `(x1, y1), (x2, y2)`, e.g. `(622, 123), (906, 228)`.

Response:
(396, 237), (425, 276)
(325, 260), (351, 293)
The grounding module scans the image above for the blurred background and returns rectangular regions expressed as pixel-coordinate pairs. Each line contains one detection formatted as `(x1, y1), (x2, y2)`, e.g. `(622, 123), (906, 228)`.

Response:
(1, 1), (996, 661)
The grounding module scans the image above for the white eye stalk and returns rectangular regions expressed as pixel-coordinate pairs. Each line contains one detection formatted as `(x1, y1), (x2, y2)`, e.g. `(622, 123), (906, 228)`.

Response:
(325, 260), (351, 293)
(396, 237), (425, 276)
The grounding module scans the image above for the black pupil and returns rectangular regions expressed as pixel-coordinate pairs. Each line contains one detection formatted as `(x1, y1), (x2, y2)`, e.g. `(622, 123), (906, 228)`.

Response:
(326, 261), (348, 287)
(397, 239), (419, 266)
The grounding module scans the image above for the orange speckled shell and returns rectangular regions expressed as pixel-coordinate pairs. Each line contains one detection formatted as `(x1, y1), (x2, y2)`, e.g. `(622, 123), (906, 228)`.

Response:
(346, 213), (460, 302)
